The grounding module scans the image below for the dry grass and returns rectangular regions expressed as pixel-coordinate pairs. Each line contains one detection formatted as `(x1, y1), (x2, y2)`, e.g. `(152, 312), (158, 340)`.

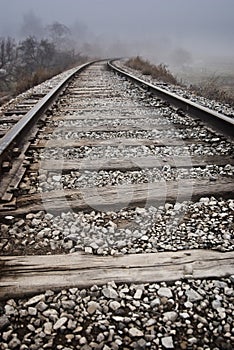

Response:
(125, 56), (178, 85)
(190, 75), (234, 106)
(14, 68), (62, 95)
(126, 56), (234, 106)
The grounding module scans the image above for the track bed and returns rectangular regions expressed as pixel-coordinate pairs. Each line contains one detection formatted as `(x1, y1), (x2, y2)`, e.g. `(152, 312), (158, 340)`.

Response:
(0, 61), (233, 350)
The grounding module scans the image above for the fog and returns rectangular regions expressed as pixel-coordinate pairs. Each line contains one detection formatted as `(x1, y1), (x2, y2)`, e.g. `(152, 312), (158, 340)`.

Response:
(0, 0), (234, 67)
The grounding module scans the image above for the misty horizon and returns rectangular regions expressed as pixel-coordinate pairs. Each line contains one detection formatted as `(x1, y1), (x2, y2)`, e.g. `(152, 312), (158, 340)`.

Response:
(0, 0), (234, 67)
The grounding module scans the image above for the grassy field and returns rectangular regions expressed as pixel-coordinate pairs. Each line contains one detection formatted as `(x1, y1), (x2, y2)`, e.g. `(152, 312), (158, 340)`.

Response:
(172, 57), (234, 102)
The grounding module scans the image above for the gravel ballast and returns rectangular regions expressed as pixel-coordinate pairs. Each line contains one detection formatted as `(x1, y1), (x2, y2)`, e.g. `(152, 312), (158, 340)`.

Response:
(0, 278), (233, 349)
(1, 197), (233, 256)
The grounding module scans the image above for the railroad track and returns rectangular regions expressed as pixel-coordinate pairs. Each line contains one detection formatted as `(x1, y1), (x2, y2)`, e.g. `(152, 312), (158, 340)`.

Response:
(0, 60), (233, 349)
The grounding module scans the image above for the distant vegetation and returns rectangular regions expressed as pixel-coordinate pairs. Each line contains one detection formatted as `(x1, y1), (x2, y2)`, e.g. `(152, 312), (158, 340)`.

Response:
(190, 75), (234, 106)
(125, 56), (178, 85)
(0, 22), (88, 103)
(125, 56), (234, 106)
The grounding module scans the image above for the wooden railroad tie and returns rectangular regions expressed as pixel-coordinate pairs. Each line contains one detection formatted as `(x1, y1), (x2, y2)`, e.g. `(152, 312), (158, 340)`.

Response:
(0, 249), (233, 300)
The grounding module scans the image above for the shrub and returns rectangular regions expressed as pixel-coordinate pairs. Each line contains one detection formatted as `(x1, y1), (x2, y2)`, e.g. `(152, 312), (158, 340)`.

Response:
(14, 67), (62, 94)
(126, 56), (178, 85)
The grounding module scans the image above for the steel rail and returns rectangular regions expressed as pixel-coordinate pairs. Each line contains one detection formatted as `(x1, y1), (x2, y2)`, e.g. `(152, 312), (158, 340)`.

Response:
(0, 60), (95, 169)
(107, 60), (234, 138)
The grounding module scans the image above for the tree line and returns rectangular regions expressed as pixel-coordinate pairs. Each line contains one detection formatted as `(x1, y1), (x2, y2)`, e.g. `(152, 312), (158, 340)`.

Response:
(0, 22), (87, 100)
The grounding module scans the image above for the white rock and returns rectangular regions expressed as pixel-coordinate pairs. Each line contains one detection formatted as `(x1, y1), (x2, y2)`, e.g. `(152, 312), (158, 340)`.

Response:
(24, 294), (45, 306)
(150, 298), (161, 307)
(184, 301), (193, 309)
(112, 316), (124, 322)
(87, 301), (99, 314)
(103, 345), (111, 350)
(174, 203), (182, 211)
(163, 311), (178, 322)
(199, 197), (210, 204)
(45, 213), (54, 220)
(129, 327), (144, 337)
(180, 312), (190, 319)
(2, 329), (12, 341)
(134, 289), (143, 300)
(161, 336), (174, 349)
(52, 175), (62, 182)
(43, 308), (58, 319)
(188, 337), (197, 345)
(217, 307), (226, 319)
(44, 322), (53, 335)
(4, 215), (14, 222)
(109, 301), (121, 311)
(61, 300), (76, 310)
(97, 333), (105, 342)
(85, 247), (93, 254)
(197, 315), (208, 325)
(53, 317), (68, 330)
(135, 207), (146, 214)
(31, 218), (41, 226)
(185, 288), (203, 302)
(79, 337), (87, 345)
(158, 287), (173, 298)
(102, 286), (118, 299)
(4, 305), (16, 316)
(140, 235), (148, 241)
(212, 300), (221, 310)
(145, 318), (156, 326)
(28, 307), (37, 316)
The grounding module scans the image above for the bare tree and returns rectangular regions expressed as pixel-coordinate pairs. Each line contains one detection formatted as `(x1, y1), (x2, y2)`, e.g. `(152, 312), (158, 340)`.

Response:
(0, 37), (17, 89)
(46, 22), (72, 51)
(18, 36), (39, 74)
(0, 20), (86, 95)
(37, 39), (56, 67)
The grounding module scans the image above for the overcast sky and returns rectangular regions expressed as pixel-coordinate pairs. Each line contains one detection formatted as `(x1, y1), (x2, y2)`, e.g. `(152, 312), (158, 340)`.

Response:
(0, 0), (234, 62)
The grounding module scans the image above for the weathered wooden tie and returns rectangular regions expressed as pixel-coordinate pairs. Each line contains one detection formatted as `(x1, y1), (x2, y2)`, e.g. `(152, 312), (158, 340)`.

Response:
(33, 138), (205, 149)
(30, 155), (234, 172)
(0, 179), (231, 216)
(0, 249), (233, 299)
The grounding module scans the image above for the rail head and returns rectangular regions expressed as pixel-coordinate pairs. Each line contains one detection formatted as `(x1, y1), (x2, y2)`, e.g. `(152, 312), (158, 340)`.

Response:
(108, 59), (234, 139)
